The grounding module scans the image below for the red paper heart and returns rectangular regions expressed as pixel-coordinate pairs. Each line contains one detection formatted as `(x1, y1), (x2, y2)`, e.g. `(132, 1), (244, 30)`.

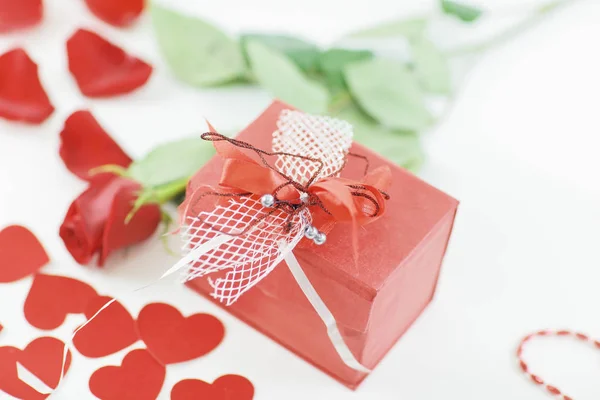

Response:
(73, 296), (138, 357)
(89, 349), (165, 400)
(136, 303), (224, 365)
(66, 29), (152, 98)
(0, 0), (43, 33)
(0, 337), (71, 400)
(171, 375), (255, 400)
(84, 0), (144, 27)
(0, 49), (54, 124)
(19, 337), (72, 390)
(0, 225), (49, 283)
(24, 274), (98, 330)
(0, 346), (47, 400)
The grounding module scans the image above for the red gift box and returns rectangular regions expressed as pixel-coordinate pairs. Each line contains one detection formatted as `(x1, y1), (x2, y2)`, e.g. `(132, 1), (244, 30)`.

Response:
(185, 101), (458, 389)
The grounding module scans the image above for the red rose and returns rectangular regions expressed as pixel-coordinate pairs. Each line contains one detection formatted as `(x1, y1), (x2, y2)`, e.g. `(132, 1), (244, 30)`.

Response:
(60, 177), (161, 265)
(59, 111), (161, 265)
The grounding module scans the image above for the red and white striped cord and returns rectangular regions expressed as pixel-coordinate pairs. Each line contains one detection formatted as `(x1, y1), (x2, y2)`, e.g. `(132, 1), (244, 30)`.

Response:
(517, 330), (600, 400)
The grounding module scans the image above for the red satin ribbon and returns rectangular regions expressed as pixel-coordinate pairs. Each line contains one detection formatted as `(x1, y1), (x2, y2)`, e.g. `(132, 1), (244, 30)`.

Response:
(213, 136), (392, 242)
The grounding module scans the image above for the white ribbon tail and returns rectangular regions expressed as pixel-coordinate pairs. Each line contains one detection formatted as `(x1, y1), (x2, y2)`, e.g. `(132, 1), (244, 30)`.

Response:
(161, 234), (235, 279)
(282, 246), (371, 373)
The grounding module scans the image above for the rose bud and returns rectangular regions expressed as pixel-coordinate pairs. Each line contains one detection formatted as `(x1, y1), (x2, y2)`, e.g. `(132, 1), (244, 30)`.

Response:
(58, 110), (214, 266)
(60, 177), (161, 265)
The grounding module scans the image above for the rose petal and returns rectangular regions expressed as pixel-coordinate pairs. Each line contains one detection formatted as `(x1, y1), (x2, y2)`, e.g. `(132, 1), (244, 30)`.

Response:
(59, 178), (133, 265)
(84, 0), (144, 28)
(67, 29), (153, 98)
(59, 111), (132, 182)
(100, 180), (161, 265)
(0, 0), (43, 33)
(0, 49), (54, 124)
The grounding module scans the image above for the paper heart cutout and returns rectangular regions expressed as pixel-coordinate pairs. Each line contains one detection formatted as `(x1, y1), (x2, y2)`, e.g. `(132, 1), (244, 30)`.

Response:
(136, 303), (224, 365)
(84, 0), (144, 27)
(0, 225), (49, 283)
(0, 337), (71, 400)
(0, 346), (47, 400)
(0, 49), (54, 124)
(73, 296), (138, 357)
(171, 375), (255, 400)
(24, 273), (98, 330)
(67, 29), (153, 97)
(89, 349), (166, 400)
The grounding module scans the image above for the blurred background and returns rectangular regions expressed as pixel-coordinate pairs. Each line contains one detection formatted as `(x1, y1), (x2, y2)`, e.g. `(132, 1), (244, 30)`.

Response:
(1, 0), (599, 399)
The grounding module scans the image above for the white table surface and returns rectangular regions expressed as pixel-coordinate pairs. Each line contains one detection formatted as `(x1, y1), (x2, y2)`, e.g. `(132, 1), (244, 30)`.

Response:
(1, 0), (599, 399)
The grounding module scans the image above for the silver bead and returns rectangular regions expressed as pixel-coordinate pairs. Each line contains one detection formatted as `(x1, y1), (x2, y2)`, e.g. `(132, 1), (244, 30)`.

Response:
(314, 232), (326, 245)
(260, 194), (275, 208)
(299, 192), (309, 203)
(304, 225), (318, 239)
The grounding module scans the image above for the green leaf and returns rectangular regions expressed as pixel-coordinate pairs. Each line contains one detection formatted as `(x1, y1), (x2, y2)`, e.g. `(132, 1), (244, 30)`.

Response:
(127, 137), (215, 188)
(246, 40), (329, 114)
(336, 105), (424, 172)
(150, 3), (247, 86)
(441, 1), (483, 22)
(240, 34), (321, 73)
(318, 48), (373, 92)
(344, 58), (432, 131)
(344, 17), (427, 40)
(411, 37), (452, 94)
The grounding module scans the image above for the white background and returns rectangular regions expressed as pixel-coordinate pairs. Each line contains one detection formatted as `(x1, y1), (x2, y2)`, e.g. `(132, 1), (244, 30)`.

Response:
(1, 0), (600, 399)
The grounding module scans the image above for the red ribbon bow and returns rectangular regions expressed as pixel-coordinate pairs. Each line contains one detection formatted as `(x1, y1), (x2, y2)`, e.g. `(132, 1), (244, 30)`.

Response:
(201, 132), (392, 257)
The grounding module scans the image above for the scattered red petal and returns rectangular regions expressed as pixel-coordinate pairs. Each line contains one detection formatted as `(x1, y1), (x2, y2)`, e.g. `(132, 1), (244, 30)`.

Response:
(0, 49), (54, 124)
(73, 296), (138, 358)
(67, 29), (152, 98)
(0, 225), (49, 283)
(100, 180), (161, 265)
(171, 375), (255, 400)
(0, 0), (43, 33)
(89, 349), (165, 400)
(84, 0), (144, 28)
(0, 337), (71, 399)
(136, 303), (224, 365)
(24, 274), (98, 330)
(59, 110), (132, 182)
